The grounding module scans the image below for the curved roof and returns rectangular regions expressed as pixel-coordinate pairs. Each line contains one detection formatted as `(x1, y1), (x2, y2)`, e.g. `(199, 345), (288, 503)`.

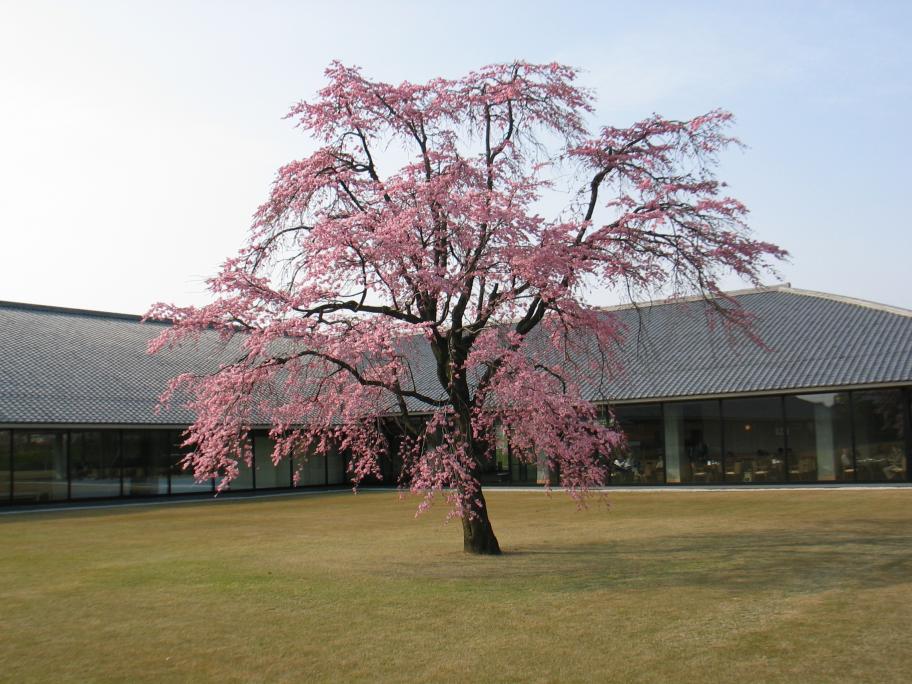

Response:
(0, 286), (910, 425)
(0, 303), (235, 425)
(579, 286), (912, 402)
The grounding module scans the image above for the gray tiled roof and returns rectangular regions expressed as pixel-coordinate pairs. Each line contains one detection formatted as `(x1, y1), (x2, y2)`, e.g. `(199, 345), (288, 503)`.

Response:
(1, 287), (910, 425)
(576, 288), (912, 402)
(0, 303), (238, 425)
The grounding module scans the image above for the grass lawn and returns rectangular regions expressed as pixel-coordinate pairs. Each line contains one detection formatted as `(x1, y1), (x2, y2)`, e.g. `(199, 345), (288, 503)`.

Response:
(1, 489), (910, 683)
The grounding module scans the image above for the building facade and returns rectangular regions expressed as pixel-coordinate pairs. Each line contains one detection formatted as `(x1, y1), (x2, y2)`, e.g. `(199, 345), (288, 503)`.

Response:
(1, 286), (910, 506)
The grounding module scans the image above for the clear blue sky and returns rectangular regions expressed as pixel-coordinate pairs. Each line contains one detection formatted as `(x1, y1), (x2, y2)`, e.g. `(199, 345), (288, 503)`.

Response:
(1, 0), (909, 312)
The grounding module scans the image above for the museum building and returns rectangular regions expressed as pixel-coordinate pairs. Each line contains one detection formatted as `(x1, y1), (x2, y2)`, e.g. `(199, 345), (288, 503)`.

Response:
(0, 284), (910, 506)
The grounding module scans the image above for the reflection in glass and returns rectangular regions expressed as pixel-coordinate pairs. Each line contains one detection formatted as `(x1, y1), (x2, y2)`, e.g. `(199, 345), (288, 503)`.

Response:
(509, 455), (521, 482)
(489, 426), (511, 485)
(525, 459), (539, 484)
(506, 453), (538, 483)
(853, 390), (907, 482)
(509, 452), (538, 483)
(612, 404), (664, 484)
(70, 431), (121, 498)
(296, 445), (326, 486)
(170, 431), (213, 494)
(326, 445), (346, 485)
(122, 430), (170, 496)
(664, 401), (722, 483)
(784, 393), (853, 482)
(377, 424), (408, 485)
(13, 432), (67, 502)
(722, 398), (785, 482)
(229, 446), (254, 491)
(0, 430), (10, 502)
(254, 434), (291, 488)
(385, 433), (404, 485)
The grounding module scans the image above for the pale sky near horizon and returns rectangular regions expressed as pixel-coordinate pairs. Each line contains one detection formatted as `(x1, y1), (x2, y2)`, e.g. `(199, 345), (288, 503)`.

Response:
(1, 0), (910, 314)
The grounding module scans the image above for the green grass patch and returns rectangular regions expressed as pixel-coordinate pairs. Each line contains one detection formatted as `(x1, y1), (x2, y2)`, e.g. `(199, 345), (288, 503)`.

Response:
(1, 490), (910, 683)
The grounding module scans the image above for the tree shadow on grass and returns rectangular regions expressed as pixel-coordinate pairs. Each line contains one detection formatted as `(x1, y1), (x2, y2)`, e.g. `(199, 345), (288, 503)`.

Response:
(390, 519), (912, 596)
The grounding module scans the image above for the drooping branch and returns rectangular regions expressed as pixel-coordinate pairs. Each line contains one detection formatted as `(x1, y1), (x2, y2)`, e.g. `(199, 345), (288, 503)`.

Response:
(148, 61), (785, 529)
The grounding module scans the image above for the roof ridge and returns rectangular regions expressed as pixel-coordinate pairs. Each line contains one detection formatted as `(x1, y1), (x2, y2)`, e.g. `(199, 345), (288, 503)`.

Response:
(596, 284), (912, 319)
(779, 287), (912, 319)
(596, 283), (793, 313)
(0, 300), (154, 322)
(3, 283), (911, 324)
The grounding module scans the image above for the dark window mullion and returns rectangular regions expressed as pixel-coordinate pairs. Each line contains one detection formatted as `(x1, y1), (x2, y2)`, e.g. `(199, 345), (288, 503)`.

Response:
(8, 430), (13, 504)
(167, 431), (172, 496)
(849, 391), (858, 482)
(781, 396), (789, 483)
(119, 430), (124, 497)
(66, 431), (71, 501)
(904, 388), (912, 483)
(660, 403), (667, 485)
(719, 399), (726, 482)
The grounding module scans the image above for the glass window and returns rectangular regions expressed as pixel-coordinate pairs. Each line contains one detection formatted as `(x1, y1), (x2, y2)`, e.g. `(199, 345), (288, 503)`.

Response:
(612, 404), (664, 484)
(509, 451), (538, 483)
(296, 445), (327, 486)
(494, 427), (509, 474)
(228, 444), (254, 491)
(254, 433), (291, 488)
(495, 425), (542, 485)
(70, 431), (121, 498)
(853, 390), (907, 482)
(13, 432), (67, 503)
(525, 458), (539, 484)
(371, 424), (406, 485)
(722, 397), (786, 483)
(784, 393), (853, 482)
(170, 431), (213, 494)
(386, 433), (405, 485)
(122, 430), (170, 496)
(326, 445), (345, 485)
(0, 430), (10, 503)
(509, 451), (522, 482)
(664, 401), (723, 483)
(341, 448), (356, 485)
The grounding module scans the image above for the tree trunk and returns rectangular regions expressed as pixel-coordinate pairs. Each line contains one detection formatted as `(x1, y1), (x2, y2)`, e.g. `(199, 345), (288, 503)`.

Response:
(461, 485), (502, 555)
(440, 340), (502, 555)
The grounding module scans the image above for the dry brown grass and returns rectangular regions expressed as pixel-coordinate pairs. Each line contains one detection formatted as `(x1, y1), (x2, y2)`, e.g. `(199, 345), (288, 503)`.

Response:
(1, 489), (910, 683)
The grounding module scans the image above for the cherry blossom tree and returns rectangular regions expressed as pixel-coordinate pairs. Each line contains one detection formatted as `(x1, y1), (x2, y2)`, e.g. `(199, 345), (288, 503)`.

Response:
(148, 61), (785, 554)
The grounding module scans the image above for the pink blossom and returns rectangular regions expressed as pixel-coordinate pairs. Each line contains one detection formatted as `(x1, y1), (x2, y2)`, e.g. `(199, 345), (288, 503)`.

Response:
(147, 61), (785, 553)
